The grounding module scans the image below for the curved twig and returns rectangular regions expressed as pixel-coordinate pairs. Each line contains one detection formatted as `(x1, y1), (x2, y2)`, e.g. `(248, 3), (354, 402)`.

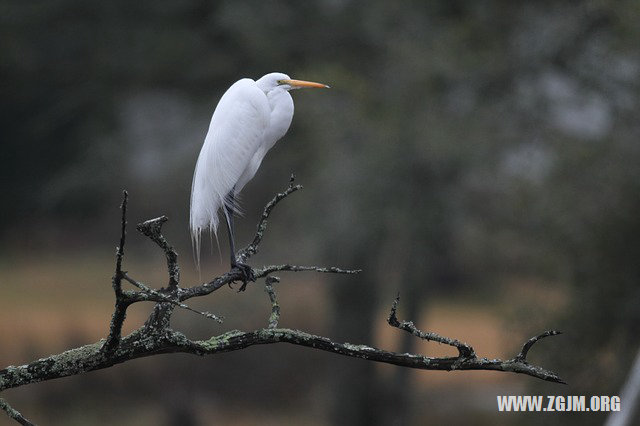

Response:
(388, 295), (476, 358)
(237, 173), (302, 263)
(515, 330), (562, 363)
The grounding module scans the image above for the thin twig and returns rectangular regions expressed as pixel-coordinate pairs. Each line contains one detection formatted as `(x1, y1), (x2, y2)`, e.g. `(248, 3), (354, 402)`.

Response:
(136, 216), (180, 290)
(237, 174), (303, 263)
(256, 264), (361, 278)
(135, 216), (183, 331)
(388, 294), (476, 358)
(114, 190), (128, 293)
(179, 263), (360, 301)
(121, 273), (223, 323)
(0, 397), (36, 426)
(515, 330), (562, 362)
(103, 190), (130, 353)
(265, 276), (280, 329)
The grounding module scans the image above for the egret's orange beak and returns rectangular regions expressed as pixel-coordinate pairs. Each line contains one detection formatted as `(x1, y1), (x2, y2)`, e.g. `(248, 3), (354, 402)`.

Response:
(282, 79), (330, 89)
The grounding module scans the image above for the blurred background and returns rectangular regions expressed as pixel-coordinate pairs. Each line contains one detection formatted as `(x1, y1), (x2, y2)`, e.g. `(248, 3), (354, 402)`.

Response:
(1, 0), (639, 425)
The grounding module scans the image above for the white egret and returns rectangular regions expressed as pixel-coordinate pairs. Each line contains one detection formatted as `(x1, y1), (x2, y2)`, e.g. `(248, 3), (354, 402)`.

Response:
(190, 72), (329, 281)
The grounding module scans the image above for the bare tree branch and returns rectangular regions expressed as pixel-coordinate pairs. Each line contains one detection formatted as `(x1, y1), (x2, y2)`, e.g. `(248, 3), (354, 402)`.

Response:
(0, 179), (565, 424)
(515, 330), (562, 363)
(136, 216), (180, 290)
(237, 173), (301, 263)
(0, 321), (565, 396)
(103, 190), (131, 353)
(264, 276), (281, 329)
(388, 294), (476, 358)
(0, 398), (35, 426)
(121, 272), (223, 323)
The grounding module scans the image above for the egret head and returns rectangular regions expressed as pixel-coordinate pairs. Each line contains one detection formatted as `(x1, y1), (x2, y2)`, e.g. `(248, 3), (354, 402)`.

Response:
(256, 72), (330, 92)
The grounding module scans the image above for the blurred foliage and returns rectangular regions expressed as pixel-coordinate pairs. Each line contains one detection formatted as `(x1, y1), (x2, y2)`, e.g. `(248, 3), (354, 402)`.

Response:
(2, 0), (640, 425)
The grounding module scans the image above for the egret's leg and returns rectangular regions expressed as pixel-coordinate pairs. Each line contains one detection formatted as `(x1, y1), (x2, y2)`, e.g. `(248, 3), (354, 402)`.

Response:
(223, 190), (255, 290)
(223, 203), (237, 267)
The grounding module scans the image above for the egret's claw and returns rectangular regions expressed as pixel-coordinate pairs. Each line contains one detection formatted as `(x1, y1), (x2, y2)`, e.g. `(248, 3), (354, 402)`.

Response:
(231, 261), (255, 292)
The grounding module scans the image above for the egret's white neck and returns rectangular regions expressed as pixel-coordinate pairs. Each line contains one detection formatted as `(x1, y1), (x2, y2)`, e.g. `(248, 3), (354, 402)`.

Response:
(263, 88), (294, 148)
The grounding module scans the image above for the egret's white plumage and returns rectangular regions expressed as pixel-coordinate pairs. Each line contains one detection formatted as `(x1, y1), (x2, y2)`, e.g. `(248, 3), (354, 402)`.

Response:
(190, 72), (328, 268)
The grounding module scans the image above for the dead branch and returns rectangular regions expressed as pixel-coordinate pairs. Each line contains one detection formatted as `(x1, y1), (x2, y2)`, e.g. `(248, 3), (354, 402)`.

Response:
(0, 179), (564, 425)
(0, 398), (34, 426)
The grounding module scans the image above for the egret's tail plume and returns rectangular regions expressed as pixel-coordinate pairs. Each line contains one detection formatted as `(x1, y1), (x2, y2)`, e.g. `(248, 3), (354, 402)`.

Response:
(190, 195), (221, 272)
(190, 192), (238, 271)
(191, 227), (202, 272)
(190, 222), (218, 273)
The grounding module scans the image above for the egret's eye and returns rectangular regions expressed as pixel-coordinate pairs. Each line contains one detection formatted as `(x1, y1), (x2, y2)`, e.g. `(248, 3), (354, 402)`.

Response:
(277, 80), (286, 85)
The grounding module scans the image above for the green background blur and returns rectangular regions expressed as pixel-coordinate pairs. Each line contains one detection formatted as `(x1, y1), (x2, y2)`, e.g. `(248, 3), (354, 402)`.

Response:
(1, 1), (639, 425)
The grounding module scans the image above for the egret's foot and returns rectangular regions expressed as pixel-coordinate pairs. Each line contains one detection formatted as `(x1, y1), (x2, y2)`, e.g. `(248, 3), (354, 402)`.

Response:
(231, 261), (255, 292)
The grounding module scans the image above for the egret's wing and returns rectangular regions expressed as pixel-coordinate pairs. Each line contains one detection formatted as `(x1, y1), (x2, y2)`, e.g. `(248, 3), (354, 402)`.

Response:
(190, 79), (270, 267)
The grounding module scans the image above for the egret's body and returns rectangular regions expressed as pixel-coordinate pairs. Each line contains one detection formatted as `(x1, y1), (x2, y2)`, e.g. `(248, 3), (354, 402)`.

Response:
(190, 72), (328, 275)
